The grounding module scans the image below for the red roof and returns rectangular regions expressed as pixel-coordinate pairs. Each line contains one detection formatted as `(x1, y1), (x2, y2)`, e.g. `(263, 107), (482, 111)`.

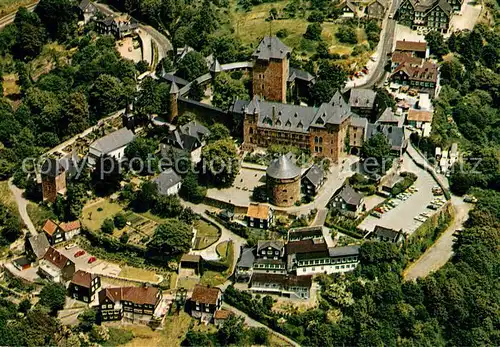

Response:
(43, 247), (73, 269)
(392, 52), (423, 66)
(407, 109), (433, 122)
(191, 285), (221, 305)
(99, 286), (160, 306)
(42, 219), (59, 236)
(395, 40), (427, 52)
(214, 310), (232, 320)
(392, 61), (438, 83)
(286, 239), (328, 255)
(59, 220), (81, 232)
(71, 270), (98, 288)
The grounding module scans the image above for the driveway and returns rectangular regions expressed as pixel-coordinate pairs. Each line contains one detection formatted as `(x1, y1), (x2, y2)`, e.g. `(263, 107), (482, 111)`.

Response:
(8, 178), (36, 235)
(404, 196), (473, 280)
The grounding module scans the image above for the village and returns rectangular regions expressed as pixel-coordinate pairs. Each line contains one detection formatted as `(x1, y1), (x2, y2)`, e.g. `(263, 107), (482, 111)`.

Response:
(0, 0), (484, 344)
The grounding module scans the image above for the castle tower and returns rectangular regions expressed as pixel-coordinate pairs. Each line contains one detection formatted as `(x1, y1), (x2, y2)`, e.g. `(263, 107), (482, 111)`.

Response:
(41, 158), (67, 203)
(169, 81), (179, 123)
(252, 36), (291, 103)
(209, 58), (222, 84)
(266, 155), (301, 207)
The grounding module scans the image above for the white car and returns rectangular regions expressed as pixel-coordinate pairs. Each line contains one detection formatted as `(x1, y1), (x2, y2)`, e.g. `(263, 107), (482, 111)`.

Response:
(65, 244), (77, 250)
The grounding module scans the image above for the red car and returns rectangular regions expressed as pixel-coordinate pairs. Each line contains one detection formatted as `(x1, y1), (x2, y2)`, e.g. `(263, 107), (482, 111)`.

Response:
(74, 250), (86, 258)
(88, 256), (97, 264)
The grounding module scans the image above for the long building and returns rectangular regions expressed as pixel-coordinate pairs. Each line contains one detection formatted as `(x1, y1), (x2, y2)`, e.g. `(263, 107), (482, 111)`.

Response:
(396, 0), (454, 33)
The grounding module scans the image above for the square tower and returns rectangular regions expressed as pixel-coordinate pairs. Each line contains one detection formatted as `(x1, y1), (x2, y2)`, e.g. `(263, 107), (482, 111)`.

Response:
(252, 36), (291, 103)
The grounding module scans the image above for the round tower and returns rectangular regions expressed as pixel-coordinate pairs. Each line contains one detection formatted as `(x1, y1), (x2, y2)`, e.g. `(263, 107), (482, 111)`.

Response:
(169, 81), (179, 123)
(266, 155), (301, 207)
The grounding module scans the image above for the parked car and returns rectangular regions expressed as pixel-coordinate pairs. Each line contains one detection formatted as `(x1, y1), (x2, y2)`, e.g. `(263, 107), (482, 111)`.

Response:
(65, 244), (76, 250)
(74, 250), (86, 258)
(463, 195), (478, 203)
(88, 256), (97, 264)
(371, 211), (382, 218)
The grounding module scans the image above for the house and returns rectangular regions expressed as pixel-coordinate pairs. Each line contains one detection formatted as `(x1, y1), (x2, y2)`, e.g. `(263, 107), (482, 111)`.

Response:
(152, 169), (182, 196)
(41, 158), (67, 203)
(25, 233), (50, 261)
(390, 61), (438, 96)
(287, 239), (360, 276)
(339, 0), (358, 17)
(98, 286), (162, 321)
(59, 220), (81, 241)
(407, 109), (433, 129)
(288, 68), (315, 100)
(13, 257), (31, 271)
(42, 219), (65, 245)
(349, 116), (368, 155)
(250, 273), (312, 299)
(189, 285), (222, 322)
(449, 143), (458, 166)
(179, 254), (201, 276)
(391, 52), (423, 70)
(376, 108), (405, 127)
(69, 270), (101, 303)
(370, 225), (405, 243)
(96, 14), (139, 39)
(38, 247), (76, 283)
(214, 310), (233, 327)
(78, 0), (98, 24)
(88, 127), (135, 166)
(395, 0), (452, 33)
(394, 40), (428, 58)
(349, 88), (378, 117)
(253, 240), (287, 275)
(288, 226), (324, 242)
(160, 121), (210, 164)
(42, 219), (81, 245)
(366, 0), (388, 20)
(331, 185), (365, 215)
(302, 164), (325, 196)
(235, 246), (256, 282)
(246, 203), (273, 229)
(366, 123), (407, 156)
(381, 174), (404, 192)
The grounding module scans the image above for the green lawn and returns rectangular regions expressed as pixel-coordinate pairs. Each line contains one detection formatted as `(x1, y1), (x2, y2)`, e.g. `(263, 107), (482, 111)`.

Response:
(0, 0), (36, 16)
(193, 219), (220, 250)
(81, 200), (125, 231)
(0, 180), (19, 218)
(26, 202), (56, 229)
(118, 265), (158, 282)
(200, 270), (227, 287)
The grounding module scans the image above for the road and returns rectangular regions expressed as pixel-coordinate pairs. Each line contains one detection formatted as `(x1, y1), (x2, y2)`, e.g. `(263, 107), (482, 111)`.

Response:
(8, 178), (36, 235)
(404, 196), (472, 280)
(0, 2), (38, 29)
(93, 3), (172, 63)
(222, 303), (300, 347)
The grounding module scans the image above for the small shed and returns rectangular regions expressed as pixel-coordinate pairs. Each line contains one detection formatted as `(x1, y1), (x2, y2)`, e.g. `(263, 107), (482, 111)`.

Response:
(180, 254), (201, 275)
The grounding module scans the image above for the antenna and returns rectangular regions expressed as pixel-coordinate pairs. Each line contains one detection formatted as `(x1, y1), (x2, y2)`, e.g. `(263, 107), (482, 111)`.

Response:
(269, 20), (272, 37)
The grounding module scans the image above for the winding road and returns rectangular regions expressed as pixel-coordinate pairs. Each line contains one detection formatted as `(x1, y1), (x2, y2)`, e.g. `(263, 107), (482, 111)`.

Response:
(8, 178), (36, 235)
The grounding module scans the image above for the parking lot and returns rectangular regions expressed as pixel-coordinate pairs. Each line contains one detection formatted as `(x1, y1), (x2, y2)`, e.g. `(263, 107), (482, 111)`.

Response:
(359, 153), (440, 234)
(57, 245), (121, 276)
(207, 167), (266, 206)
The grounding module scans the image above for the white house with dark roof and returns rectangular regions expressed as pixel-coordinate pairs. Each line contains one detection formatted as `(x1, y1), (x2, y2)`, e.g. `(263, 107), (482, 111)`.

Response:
(160, 121), (210, 163)
(301, 164), (325, 196)
(152, 169), (182, 196)
(88, 127), (135, 166)
(331, 185), (365, 216)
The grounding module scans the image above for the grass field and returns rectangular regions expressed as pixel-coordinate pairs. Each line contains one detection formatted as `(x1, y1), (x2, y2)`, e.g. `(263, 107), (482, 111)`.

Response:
(0, 181), (19, 217)
(0, 0), (35, 16)
(2, 73), (20, 97)
(193, 219), (220, 250)
(216, 240), (230, 258)
(227, 0), (358, 56)
(118, 265), (158, 282)
(82, 200), (125, 231)
(200, 270), (227, 287)
(26, 202), (56, 228)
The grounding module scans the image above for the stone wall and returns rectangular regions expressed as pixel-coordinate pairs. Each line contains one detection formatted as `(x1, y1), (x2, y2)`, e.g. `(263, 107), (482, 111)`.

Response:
(252, 58), (288, 103)
(267, 176), (301, 207)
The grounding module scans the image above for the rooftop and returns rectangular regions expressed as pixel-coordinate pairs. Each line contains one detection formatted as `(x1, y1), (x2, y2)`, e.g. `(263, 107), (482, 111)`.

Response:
(303, 164), (324, 188)
(257, 240), (284, 252)
(191, 285), (221, 305)
(366, 124), (405, 151)
(247, 204), (272, 220)
(90, 127), (135, 155)
(252, 36), (291, 61)
(349, 88), (377, 109)
(266, 155), (301, 180)
(237, 246), (256, 268)
(395, 40), (427, 52)
(99, 286), (159, 306)
(337, 185), (364, 206)
(28, 233), (50, 259)
(43, 247), (73, 270)
(153, 169), (182, 195)
(407, 109), (433, 122)
(251, 273), (312, 288)
(71, 270), (98, 288)
(286, 239), (328, 255)
(42, 219), (59, 236)
(328, 245), (360, 257)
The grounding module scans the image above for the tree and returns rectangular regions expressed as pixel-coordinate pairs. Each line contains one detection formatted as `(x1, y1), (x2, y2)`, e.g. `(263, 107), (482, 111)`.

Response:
(152, 194), (184, 218)
(311, 80), (335, 105)
(188, 80), (205, 101)
(425, 31), (449, 57)
(207, 123), (230, 143)
(101, 218), (114, 234)
(212, 72), (248, 111)
(35, 0), (77, 40)
(18, 299), (31, 314)
(114, 214), (127, 229)
(89, 74), (125, 117)
(92, 155), (122, 195)
(124, 137), (158, 175)
(13, 8), (46, 60)
(136, 60), (149, 74)
(77, 309), (96, 332)
(133, 180), (158, 212)
(201, 139), (240, 187)
(361, 133), (392, 174)
(336, 25), (357, 44)
(304, 23), (322, 41)
(249, 327), (269, 345)
(176, 51), (208, 81)
(148, 219), (193, 256)
(179, 171), (207, 204)
(136, 76), (161, 115)
(217, 315), (245, 345)
(183, 330), (214, 346)
(63, 92), (90, 135)
(39, 283), (66, 314)
(308, 10), (324, 23)
(156, 57), (174, 76)
(252, 185), (268, 203)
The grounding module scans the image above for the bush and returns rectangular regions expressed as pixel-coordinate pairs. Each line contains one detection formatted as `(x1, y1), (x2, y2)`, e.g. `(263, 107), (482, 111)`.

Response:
(114, 214), (127, 229)
(391, 172), (418, 196)
(276, 28), (289, 38)
(304, 23), (322, 41)
(101, 218), (114, 234)
(335, 25), (358, 44)
(352, 44), (369, 56)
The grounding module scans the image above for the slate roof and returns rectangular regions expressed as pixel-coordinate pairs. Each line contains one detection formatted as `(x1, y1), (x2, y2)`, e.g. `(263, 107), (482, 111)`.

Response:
(366, 123), (405, 151)
(252, 36), (291, 61)
(267, 155), (301, 180)
(163, 121), (210, 152)
(251, 273), (312, 287)
(376, 108), (404, 127)
(71, 270), (98, 288)
(161, 73), (189, 87)
(153, 169), (182, 195)
(210, 59), (222, 73)
(349, 89), (377, 109)
(328, 245), (360, 257)
(90, 128), (135, 155)
(257, 240), (284, 253)
(338, 185), (364, 206)
(286, 239), (328, 255)
(395, 40), (427, 52)
(350, 116), (368, 128)
(99, 287), (159, 306)
(288, 68), (315, 83)
(43, 247), (73, 270)
(28, 233), (50, 259)
(303, 164), (324, 188)
(247, 204), (272, 220)
(237, 247), (256, 268)
(191, 285), (221, 305)
(78, 0), (91, 11)
(170, 81), (179, 94)
(373, 226), (403, 243)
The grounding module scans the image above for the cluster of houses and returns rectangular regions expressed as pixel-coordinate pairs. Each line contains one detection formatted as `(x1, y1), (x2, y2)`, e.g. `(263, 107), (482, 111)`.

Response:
(236, 226), (361, 299)
(395, 0), (463, 33)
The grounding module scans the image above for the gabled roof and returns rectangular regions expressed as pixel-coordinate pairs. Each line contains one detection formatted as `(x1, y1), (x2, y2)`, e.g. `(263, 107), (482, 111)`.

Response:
(395, 40), (427, 52)
(71, 270), (98, 288)
(366, 123), (405, 151)
(43, 247), (73, 270)
(373, 225), (403, 242)
(42, 219), (60, 236)
(163, 121), (210, 152)
(349, 88), (377, 109)
(286, 239), (328, 255)
(376, 108), (404, 127)
(303, 164), (324, 188)
(214, 310), (232, 319)
(252, 36), (291, 61)
(153, 169), (182, 195)
(407, 109), (433, 122)
(170, 81), (179, 94)
(161, 73), (189, 87)
(391, 52), (423, 66)
(288, 68), (315, 83)
(90, 128), (135, 155)
(237, 246), (256, 268)
(391, 61), (438, 83)
(337, 185), (364, 206)
(350, 116), (368, 128)
(267, 155), (301, 180)
(98, 286), (160, 306)
(247, 204), (272, 220)
(191, 285), (221, 305)
(328, 245), (360, 257)
(257, 240), (284, 253)
(210, 58), (222, 73)
(28, 233), (50, 259)
(59, 220), (81, 232)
